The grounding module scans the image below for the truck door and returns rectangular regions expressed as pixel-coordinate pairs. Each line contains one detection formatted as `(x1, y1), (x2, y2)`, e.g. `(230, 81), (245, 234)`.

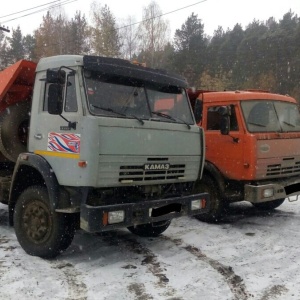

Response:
(29, 69), (83, 182)
(204, 104), (245, 180)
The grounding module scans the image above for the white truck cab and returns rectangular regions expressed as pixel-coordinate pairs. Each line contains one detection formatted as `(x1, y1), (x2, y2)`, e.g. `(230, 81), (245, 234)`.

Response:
(1, 55), (209, 258)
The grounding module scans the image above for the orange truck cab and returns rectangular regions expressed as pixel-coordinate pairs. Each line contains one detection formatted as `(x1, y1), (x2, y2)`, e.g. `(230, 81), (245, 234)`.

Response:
(188, 89), (300, 222)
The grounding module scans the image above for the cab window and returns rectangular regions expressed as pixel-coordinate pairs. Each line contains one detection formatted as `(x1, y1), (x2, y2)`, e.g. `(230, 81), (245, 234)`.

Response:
(65, 74), (78, 112)
(43, 72), (77, 113)
(207, 105), (238, 131)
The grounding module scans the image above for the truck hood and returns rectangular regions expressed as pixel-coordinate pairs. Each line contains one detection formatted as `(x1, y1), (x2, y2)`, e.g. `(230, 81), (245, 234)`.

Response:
(79, 117), (203, 187)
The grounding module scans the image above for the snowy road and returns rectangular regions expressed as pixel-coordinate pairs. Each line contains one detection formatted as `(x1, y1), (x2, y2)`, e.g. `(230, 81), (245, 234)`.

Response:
(0, 200), (300, 300)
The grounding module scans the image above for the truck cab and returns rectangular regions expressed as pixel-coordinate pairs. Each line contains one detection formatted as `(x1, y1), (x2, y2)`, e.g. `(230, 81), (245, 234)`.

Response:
(189, 89), (300, 222)
(0, 55), (209, 257)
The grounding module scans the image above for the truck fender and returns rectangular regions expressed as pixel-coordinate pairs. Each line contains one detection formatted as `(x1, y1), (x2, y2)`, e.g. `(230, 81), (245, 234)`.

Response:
(8, 153), (60, 225)
(202, 161), (226, 193)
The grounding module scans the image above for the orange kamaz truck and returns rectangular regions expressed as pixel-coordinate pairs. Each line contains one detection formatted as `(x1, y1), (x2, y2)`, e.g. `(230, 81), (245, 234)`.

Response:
(188, 89), (300, 222)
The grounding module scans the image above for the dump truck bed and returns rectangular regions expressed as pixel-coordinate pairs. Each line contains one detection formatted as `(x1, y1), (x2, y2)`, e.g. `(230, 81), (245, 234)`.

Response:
(0, 60), (36, 111)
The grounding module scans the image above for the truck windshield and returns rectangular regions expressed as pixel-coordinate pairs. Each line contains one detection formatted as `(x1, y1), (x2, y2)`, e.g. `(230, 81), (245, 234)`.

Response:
(84, 73), (194, 125)
(241, 100), (300, 132)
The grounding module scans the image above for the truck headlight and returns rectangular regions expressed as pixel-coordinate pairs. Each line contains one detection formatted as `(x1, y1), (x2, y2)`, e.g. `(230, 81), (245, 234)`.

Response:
(108, 210), (125, 224)
(191, 199), (206, 210)
(262, 188), (274, 198)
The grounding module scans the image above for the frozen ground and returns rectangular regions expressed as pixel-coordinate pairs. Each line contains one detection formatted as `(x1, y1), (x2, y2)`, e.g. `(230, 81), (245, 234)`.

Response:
(0, 199), (300, 300)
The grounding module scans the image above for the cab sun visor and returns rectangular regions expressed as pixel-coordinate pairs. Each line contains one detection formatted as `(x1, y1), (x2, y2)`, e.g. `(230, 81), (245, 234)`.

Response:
(83, 55), (188, 90)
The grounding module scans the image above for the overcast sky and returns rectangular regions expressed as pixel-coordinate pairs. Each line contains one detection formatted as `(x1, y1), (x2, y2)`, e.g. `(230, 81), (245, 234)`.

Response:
(1, 0), (299, 38)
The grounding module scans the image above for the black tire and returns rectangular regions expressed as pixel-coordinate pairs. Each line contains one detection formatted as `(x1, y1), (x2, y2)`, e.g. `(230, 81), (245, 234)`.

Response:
(194, 175), (226, 223)
(0, 101), (31, 162)
(13, 186), (76, 258)
(127, 220), (171, 237)
(252, 198), (285, 210)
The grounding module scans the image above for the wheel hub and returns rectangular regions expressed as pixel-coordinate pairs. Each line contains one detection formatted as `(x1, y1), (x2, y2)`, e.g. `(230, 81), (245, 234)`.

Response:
(23, 200), (51, 243)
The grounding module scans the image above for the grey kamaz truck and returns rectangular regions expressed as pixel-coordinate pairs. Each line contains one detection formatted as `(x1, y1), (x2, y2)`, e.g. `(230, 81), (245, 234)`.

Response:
(0, 55), (209, 258)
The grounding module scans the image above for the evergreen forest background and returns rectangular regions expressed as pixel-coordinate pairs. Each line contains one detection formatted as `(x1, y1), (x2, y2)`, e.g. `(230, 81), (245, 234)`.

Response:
(1, 1), (300, 100)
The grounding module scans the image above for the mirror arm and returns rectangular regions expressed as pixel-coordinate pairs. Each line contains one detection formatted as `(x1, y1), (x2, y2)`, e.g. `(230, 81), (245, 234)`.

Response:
(229, 135), (239, 143)
(59, 114), (77, 130)
(59, 66), (76, 75)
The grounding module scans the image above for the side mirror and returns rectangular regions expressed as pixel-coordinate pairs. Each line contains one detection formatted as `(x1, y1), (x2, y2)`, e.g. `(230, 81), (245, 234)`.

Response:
(194, 99), (203, 124)
(46, 69), (66, 84)
(48, 83), (63, 115)
(219, 106), (231, 135)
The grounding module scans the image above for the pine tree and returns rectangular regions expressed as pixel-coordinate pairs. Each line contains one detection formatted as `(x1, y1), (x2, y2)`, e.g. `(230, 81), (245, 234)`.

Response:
(23, 34), (36, 61)
(173, 13), (208, 86)
(7, 26), (25, 63)
(67, 11), (90, 55)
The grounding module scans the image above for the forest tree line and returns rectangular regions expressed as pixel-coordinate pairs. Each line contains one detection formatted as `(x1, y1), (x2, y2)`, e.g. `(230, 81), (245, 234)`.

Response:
(1, 1), (300, 100)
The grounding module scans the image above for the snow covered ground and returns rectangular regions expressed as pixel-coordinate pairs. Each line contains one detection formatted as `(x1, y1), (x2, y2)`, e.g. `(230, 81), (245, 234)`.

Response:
(1, 199), (300, 300)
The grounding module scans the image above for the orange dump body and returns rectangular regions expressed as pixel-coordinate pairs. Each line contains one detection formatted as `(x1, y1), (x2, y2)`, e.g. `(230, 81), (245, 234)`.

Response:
(0, 60), (37, 112)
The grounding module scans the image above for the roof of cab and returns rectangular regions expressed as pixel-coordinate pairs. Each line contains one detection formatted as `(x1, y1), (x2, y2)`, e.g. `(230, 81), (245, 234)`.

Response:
(188, 89), (297, 104)
(36, 55), (84, 72)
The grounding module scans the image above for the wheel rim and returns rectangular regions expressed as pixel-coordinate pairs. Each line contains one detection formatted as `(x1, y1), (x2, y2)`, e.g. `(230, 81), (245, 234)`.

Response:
(22, 200), (52, 244)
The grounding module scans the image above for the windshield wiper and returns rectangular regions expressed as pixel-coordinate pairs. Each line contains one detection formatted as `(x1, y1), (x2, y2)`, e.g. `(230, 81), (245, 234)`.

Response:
(248, 121), (267, 127)
(152, 111), (176, 121)
(151, 111), (191, 129)
(90, 104), (144, 125)
(283, 121), (296, 127)
(91, 104), (125, 116)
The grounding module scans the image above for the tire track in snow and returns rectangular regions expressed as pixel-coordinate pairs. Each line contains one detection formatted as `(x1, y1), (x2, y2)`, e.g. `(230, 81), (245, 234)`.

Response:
(51, 261), (88, 300)
(0, 235), (16, 287)
(0, 235), (10, 277)
(162, 236), (251, 300)
(127, 282), (154, 300)
(0, 235), (9, 247)
(260, 284), (288, 300)
(101, 232), (183, 300)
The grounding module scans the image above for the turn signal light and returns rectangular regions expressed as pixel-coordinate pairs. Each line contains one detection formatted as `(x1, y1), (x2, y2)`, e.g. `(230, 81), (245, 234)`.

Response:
(78, 160), (87, 168)
(191, 199), (206, 210)
(102, 211), (125, 226)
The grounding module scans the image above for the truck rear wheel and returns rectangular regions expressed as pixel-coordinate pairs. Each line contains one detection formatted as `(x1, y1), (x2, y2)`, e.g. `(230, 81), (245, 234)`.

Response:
(127, 220), (171, 237)
(252, 198), (285, 210)
(13, 186), (76, 258)
(194, 175), (226, 223)
(0, 101), (30, 162)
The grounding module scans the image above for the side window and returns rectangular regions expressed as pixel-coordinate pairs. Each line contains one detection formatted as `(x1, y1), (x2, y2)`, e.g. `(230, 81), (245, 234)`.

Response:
(65, 75), (78, 112)
(43, 72), (77, 112)
(207, 107), (221, 130)
(43, 83), (51, 111)
(207, 105), (239, 131)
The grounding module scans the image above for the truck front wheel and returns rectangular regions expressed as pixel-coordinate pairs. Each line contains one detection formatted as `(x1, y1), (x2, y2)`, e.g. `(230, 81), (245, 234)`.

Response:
(194, 175), (226, 223)
(127, 220), (171, 237)
(252, 198), (285, 210)
(13, 186), (76, 258)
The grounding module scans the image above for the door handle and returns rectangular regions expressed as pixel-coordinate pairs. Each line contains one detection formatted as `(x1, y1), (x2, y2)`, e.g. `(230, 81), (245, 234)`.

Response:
(34, 133), (43, 140)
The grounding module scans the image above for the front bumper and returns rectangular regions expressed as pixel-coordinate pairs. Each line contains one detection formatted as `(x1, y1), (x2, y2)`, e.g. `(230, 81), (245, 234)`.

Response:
(244, 175), (300, 203)
(80, 193), (209, 232)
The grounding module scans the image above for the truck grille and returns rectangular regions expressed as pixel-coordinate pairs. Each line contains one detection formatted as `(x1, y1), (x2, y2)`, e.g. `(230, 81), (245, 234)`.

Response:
(266, 161), (300, 176)
(119, 158), (185, 182)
